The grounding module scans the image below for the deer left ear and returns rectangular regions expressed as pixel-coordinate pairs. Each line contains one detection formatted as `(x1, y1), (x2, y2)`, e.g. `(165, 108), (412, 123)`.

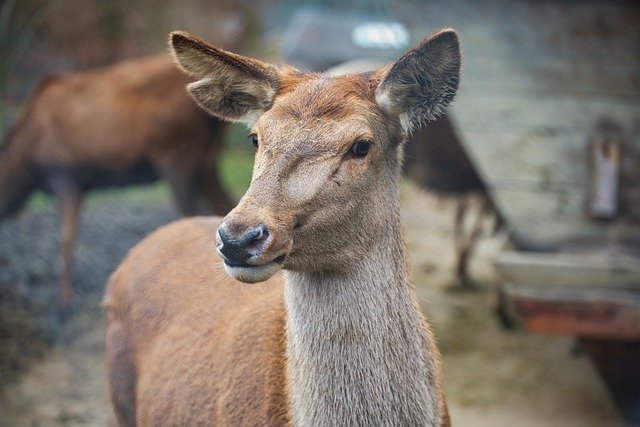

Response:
(375, 28), (461, 133)
(169, 31), (281, 125)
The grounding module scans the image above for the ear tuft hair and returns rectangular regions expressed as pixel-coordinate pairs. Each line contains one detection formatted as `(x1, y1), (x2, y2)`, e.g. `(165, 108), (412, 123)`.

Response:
(375, 28), (461, 133)
(168, 31), (280, 124)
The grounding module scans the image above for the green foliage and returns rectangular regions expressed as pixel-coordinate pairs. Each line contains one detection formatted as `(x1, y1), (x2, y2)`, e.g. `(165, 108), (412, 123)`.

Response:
(218, 150), (254, 201)
(217, 123), (254, 200)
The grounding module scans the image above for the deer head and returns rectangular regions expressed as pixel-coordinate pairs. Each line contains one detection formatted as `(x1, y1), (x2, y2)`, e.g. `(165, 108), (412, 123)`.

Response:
(170, 29), (461, 283)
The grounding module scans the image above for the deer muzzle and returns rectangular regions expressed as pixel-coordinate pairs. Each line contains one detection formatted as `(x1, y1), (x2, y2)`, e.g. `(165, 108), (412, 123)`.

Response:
(216, 220), (288, 283)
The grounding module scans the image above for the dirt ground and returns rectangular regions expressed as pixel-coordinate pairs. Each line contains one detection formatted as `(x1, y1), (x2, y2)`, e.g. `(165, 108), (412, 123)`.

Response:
(0, 184), (622, 426)
(401, 187), (621, 427)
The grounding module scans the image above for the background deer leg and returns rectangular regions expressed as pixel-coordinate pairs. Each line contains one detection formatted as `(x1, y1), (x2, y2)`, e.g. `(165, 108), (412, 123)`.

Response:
(452, 197), (470, 285)
(152, 157), (200, 216)
(460, 196), (492, 286)
(196, 164), (234, 215)
(166, 174), (201, 216)
(154, 153), (210, 216)
(155, 151), (234, 217)
(198, 120), (234, 215)
(51, 178), (83, 315)
(453, 196), (490, 287)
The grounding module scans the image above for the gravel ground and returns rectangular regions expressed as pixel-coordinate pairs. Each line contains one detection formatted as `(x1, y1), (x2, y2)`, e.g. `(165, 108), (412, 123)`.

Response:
(0, 192), (177, 370)
(0, 184), (622, 426)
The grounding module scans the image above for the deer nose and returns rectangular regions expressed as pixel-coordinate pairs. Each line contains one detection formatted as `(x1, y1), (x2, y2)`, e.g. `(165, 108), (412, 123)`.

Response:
(216, 223), (270, 265)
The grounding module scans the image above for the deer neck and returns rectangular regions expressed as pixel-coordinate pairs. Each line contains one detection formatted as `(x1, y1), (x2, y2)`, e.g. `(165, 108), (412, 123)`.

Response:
(283, 205), (442, 426)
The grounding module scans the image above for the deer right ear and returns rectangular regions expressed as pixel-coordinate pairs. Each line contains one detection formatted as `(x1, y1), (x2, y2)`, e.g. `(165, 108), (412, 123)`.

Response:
(169, 31), (280, 124)
(375, 29), (461, 133)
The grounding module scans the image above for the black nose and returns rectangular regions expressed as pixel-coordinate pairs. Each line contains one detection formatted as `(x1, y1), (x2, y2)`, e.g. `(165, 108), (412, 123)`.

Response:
(217, 224), (270, 265)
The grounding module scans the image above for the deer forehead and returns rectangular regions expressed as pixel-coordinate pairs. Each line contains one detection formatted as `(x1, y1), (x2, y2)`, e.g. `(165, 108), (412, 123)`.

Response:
(256, 77), (380, 149)
(252, 118), (364, 205)
(249, 77), (384, 204)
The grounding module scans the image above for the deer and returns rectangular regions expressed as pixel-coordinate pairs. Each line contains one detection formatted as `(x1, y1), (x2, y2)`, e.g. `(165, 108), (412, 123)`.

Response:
(0, 54), (234, 313)
(103, 27), (461, 426)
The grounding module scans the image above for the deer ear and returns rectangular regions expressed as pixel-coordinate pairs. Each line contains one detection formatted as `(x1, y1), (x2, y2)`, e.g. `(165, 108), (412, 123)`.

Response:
(375, 28), (461, 133)
(169, 31), (280, 124)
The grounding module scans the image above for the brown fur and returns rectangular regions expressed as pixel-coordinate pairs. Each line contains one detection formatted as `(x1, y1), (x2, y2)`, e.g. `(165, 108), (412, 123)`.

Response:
(104, 217), (289, 425)
(106, 217), (450, 426)
(106, 29), (459, 426)
(0, 55), (234, 310)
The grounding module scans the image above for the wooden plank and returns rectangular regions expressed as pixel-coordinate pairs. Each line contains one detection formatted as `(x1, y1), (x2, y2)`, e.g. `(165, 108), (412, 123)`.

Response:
(450, 130), (588, 188)
(448, 96), (640, 248)
(460, 58), (640, 97)
(496, 251), (640, 290)
(453, 95), (640, 135)
(501, 284), (640, 341)
(485, 189), (640, 248)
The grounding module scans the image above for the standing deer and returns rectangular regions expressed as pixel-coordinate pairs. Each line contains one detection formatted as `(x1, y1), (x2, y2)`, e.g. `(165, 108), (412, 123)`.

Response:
(104, 28), (460, 425)
(0, 55), (233, 312)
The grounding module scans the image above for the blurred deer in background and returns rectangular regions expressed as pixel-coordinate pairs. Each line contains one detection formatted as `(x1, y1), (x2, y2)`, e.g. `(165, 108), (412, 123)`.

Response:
(405, 115), (500, 286)
(104, 28), (461, 426)
(0, 55), (233, 313)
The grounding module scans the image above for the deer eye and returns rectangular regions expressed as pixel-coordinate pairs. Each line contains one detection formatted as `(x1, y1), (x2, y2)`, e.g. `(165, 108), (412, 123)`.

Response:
(349, 140), (371, 158)
(249, 134), (259, 149)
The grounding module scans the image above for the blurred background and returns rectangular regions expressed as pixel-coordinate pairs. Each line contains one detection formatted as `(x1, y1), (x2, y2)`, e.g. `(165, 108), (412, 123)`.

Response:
(0, 0), (639, 425)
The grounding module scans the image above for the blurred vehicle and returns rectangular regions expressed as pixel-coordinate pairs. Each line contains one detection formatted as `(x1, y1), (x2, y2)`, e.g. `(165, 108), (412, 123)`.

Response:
(0, 55), (233, 313)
